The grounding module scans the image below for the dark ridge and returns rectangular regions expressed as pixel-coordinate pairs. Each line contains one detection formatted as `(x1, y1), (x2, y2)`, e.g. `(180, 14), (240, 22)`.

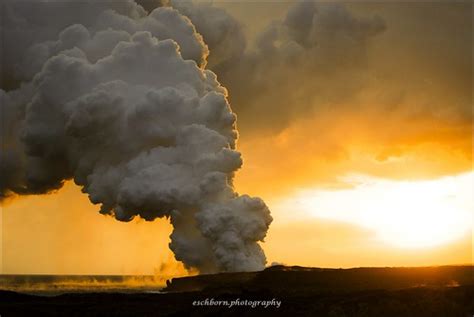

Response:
(163, 265), (474, 293)
(1, 266), (473, 316)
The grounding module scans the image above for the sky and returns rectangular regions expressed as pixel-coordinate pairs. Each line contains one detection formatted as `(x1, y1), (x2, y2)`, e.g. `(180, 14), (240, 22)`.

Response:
(0, 1), (472, 275)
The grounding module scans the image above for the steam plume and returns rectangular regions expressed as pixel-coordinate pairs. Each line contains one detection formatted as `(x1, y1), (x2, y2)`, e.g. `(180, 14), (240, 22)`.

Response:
(0, 0), (272, 273)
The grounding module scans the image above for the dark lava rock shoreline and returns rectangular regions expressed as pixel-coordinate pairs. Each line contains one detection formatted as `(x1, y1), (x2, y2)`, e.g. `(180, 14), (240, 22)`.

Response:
(1, 265), (473, 317)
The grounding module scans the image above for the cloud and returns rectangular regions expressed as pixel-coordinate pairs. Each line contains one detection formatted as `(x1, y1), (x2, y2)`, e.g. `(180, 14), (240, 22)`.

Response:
(177, 1), (470, 188)
(217, 1), (386, 134)
(168, 0), (247, 70)
(0, 0), (272, 273)
(0, 0), (207, 88)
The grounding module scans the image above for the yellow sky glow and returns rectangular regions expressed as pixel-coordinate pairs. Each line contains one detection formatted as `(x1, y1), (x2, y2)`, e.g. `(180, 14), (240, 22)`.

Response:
(271, 172), (473, 249)
(1, 2), (472, 276)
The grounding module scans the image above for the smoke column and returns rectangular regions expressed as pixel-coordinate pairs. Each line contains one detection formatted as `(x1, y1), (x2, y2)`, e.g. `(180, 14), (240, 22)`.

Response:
(0, 0), (272, 273)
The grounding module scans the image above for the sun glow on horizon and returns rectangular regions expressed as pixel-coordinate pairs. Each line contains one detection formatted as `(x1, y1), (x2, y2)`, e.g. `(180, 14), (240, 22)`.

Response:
(274, 172), (473, 249)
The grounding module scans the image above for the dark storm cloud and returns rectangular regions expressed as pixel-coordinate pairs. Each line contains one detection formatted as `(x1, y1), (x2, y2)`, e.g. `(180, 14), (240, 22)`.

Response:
(219, 1), (387, 133)
(169, 1), (471, 145)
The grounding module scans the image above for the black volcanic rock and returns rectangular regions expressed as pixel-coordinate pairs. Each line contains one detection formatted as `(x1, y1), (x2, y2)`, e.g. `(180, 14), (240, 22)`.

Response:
(1, 266), (473, 317)
(163, 265), (474, 293)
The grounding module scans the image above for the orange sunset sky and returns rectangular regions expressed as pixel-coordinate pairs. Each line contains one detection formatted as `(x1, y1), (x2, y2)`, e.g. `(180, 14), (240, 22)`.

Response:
(1, 1), (472, 275)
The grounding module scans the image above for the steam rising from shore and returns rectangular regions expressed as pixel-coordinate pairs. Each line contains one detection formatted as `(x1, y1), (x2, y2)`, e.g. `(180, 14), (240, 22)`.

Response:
(0, 0), (272, 273)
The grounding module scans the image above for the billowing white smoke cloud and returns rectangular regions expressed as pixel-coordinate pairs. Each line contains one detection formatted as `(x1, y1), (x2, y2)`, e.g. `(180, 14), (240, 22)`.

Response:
(132, 1), (385, 134)
(0, 0), (272, 273)
(132, 1), (385, 135)
(167, 0), (246, 70)
(136, 0), (246, 71)
(1, 0), (208, 86)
